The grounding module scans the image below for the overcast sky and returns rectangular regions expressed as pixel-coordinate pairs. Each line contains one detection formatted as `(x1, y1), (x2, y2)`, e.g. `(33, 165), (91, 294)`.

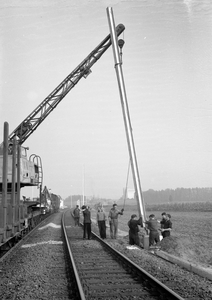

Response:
(1, 0), (212, 200)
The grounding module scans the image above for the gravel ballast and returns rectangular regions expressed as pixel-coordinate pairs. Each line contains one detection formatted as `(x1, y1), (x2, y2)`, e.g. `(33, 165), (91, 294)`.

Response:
(0, 213), (71, 300)
(1, 211), (212, 300)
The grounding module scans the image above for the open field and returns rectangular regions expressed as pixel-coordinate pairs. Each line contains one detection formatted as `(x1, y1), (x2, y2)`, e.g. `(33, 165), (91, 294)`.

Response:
(96, 204), (212, 269)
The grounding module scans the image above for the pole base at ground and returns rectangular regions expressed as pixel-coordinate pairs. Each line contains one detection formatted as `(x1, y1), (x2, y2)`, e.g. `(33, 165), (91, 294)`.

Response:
(143, 235), (149, 250)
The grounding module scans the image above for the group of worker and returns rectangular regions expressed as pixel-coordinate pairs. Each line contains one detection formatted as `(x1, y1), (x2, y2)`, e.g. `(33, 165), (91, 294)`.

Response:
(72, 203), (124, 240)
(128, 212), (172, 247)
(72, 204), (172, 248)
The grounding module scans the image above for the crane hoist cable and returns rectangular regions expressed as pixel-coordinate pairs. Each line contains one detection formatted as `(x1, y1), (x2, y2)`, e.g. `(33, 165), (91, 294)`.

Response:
(122, 159), (131, 210)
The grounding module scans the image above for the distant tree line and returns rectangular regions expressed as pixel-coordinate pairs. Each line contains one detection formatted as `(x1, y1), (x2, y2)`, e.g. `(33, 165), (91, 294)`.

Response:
(143, 187), (212, 204)
(146, 201), (212, 212)
(64, 195), (82, 206)
(64, 188), (212, 207)
(64, 195), (114, 207)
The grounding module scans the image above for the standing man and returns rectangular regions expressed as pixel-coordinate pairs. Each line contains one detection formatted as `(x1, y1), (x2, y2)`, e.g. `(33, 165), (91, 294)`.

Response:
(81, 205), (92, 240)
(128, 214), (143, 246)
(161, 213), (172, 238)
(108, 204), (124, 239)
(145, 214), (160, 247)
(160, 212), (167, 232)
(73, 205), (80, 226)
(97, 207), (107, 239)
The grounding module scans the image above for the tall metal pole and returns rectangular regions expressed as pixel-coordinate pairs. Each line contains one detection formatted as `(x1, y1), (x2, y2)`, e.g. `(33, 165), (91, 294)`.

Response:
(70, 185), (72, 208)
(107, 7), (147, 222)
(11, 137), (17, 235)
(82, 164), (85, 206)
(17, 143), (21, 231)
(2, 122), (9, 242)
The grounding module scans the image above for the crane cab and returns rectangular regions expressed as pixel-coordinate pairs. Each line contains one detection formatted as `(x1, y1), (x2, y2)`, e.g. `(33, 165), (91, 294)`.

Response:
(0, 144), (40, 188)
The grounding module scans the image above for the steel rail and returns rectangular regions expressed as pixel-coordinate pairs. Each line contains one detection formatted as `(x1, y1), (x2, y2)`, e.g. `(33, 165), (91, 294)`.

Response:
(93, 232), (184, 300)
(63, 210), (184, 300)
(62, 211), (86, 300)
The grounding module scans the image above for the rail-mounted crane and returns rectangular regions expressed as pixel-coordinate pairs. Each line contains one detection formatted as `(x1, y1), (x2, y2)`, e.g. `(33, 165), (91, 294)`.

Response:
(0, 23), (125, 244)
(0, 24), (125, 189)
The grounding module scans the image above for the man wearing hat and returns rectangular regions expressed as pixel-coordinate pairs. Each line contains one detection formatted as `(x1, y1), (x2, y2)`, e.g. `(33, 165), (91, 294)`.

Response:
(108, 203), (124, 239)
(145, 214), (160, 247)
(128, 214), (143, 246)
(73, 205), (80, 226)
(81, 205), (92, 240)
(160, 213), (172, 238)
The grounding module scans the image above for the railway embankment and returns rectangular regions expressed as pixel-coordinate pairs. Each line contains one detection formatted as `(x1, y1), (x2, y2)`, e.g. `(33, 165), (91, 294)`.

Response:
(155, 250), (212, 281)
(91, 217), (212, 282)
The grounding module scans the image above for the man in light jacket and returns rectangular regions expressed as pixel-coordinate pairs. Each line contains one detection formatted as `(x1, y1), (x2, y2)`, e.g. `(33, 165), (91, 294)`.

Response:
(108, 204), (124, 239)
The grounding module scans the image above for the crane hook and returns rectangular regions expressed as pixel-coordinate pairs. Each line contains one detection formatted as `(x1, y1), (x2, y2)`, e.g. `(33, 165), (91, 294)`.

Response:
(118, 39), (125, 64)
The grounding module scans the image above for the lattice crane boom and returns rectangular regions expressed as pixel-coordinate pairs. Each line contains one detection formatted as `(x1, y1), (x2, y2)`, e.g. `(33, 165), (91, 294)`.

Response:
(8, 24), (125, 145)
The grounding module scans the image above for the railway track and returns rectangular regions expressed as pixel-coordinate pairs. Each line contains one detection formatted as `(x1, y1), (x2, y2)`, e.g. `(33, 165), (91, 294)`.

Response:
(63, 210), (184, 300)
(1, 209), (210, 299)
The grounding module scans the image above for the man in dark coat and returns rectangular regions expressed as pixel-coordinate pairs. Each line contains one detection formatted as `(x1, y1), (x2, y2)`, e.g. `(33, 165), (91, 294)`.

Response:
(160, 213), (172, 238)
(128, 214), (143, 246)
(145, 214), (160, 247)
(73, 205), (80, 226)
(81, 205), (92, 240)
